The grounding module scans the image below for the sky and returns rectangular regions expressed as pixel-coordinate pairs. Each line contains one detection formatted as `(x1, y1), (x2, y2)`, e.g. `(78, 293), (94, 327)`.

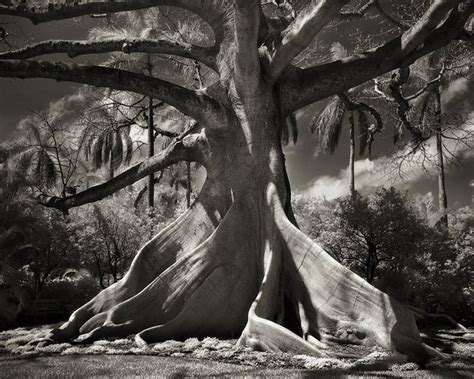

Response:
(284, 80), (474, 208)
(0, 13), (473, 209)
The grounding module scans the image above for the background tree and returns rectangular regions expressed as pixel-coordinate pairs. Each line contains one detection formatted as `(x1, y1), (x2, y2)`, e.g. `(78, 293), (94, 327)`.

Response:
(309, 43), (382, 195)
(374, 44), (473, 229)
(336, 188), (431, 284)
(0, 0), (471, 362)
(293, 189), (473, 325)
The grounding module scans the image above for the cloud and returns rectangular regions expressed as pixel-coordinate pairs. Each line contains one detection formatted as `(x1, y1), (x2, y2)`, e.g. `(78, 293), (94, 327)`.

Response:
(302, 114), (474, 200)
(443, 78), (469, 106)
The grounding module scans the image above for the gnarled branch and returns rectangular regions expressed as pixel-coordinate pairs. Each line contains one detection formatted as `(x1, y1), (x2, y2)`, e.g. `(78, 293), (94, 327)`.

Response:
(280, 1), (470, 112)
(39, 126), (204, 211)
(0, 0), (227, 44)
(269, 0), (350, 80)
(0, 59), (226, 128)
(400, 0), (461, 56)
(0, 38), (218, 71)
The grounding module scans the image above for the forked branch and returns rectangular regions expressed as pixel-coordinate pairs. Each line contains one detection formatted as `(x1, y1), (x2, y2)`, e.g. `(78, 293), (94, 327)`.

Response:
(269, 0), (350, 80)
(280, 1), (471, 112)
(0, 0), (227, 43)
(39, 126), (203, 211)
(0, 59), (225, 127)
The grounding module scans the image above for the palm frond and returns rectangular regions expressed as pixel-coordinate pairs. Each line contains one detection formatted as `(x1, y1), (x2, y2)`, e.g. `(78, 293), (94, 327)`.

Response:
(92, 133), (105, 170)
(22, 120), (43, 145)
(102, 131), (113, 166)
(111, 131), (124, 170)
(357, 110), (370, 156)
(310, 97), (347, 154)
(124, 134), (134, 165)
(89, 26), (137, 41)
(13, 149), (35, 174)
(281, 113), (298, 145)
(35, 149), (56, 186)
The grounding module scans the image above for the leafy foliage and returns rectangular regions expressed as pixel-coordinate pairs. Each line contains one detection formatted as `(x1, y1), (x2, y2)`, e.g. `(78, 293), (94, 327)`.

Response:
(293, 189), (473, 324)
(68, 189), (185, 288)
(310, 96), (347, 154)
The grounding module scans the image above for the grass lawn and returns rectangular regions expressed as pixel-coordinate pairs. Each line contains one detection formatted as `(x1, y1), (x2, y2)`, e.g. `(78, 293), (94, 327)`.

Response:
(0, 324), (472, 377)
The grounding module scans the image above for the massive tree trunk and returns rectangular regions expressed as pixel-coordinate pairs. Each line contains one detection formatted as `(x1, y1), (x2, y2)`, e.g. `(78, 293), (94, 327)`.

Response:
(0, 0), (469, 364)
(44, 85), (437, 362)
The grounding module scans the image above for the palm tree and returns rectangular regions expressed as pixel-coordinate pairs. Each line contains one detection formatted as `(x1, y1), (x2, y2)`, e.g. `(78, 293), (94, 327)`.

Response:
(88, 11), (203, 211)
(309, 43), (381, 197)
(5, 120), (58, 193)
(399, 48), (471, 229)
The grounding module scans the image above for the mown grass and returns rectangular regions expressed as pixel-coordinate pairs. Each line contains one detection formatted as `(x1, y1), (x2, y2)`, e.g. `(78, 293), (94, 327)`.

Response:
(0, 324), (472, 378)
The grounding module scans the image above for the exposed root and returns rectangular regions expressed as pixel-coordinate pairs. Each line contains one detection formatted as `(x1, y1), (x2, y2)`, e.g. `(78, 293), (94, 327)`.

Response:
(237, 185), (326, 356)
(46, 187), (229, 343)
(38, 181), (455, 364)
(274, 201), (443, 363)
(68, 201), (260, 344)
(238, 236), (325, 356)
(407, 306), (468, 332)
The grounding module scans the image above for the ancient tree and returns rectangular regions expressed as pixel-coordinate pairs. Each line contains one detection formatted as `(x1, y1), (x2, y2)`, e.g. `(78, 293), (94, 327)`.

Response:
(0, 0), (472, 362)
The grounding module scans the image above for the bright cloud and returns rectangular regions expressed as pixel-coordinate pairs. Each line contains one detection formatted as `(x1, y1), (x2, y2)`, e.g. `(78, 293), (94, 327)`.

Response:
(302, 114), (474, 200)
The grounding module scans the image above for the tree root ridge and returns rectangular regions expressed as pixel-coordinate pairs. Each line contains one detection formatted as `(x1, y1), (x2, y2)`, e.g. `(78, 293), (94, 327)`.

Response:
(43, 183), (450, 363)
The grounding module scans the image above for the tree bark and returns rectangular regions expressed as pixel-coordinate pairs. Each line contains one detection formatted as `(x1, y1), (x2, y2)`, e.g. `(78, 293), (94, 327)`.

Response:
(434, 90), (448, 229)
(148, 97), (155, 211)
(186, 162), (192, 209)
(349, 111), (356, 196)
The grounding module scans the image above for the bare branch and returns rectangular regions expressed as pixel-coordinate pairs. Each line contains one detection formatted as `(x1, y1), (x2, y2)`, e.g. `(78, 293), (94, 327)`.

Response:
(0, 38), (218, 71)
(270, 0), (350, 80)
(0, 0), (227, 44)
(405, 66), (445, 100)
(280, 1), (470, 113)
(387, 66), (425, 141)
(39, 125), (204, 211)
(0, 59), (226, 128)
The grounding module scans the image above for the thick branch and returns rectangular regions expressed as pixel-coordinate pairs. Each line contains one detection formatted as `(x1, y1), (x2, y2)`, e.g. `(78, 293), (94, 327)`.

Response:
(0, 38), (217, 71)
(234, 0), (261, 94)
(400, 0), (461, 56)
(280, 1), (470, 112)
(337, 0), (375, 20)
(387, 66), (425, 141)
(40, 129), (202, 211)
(269, 0), (350, 80)
(0, 0), (226, 44)
(0, 59), (225, 127)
